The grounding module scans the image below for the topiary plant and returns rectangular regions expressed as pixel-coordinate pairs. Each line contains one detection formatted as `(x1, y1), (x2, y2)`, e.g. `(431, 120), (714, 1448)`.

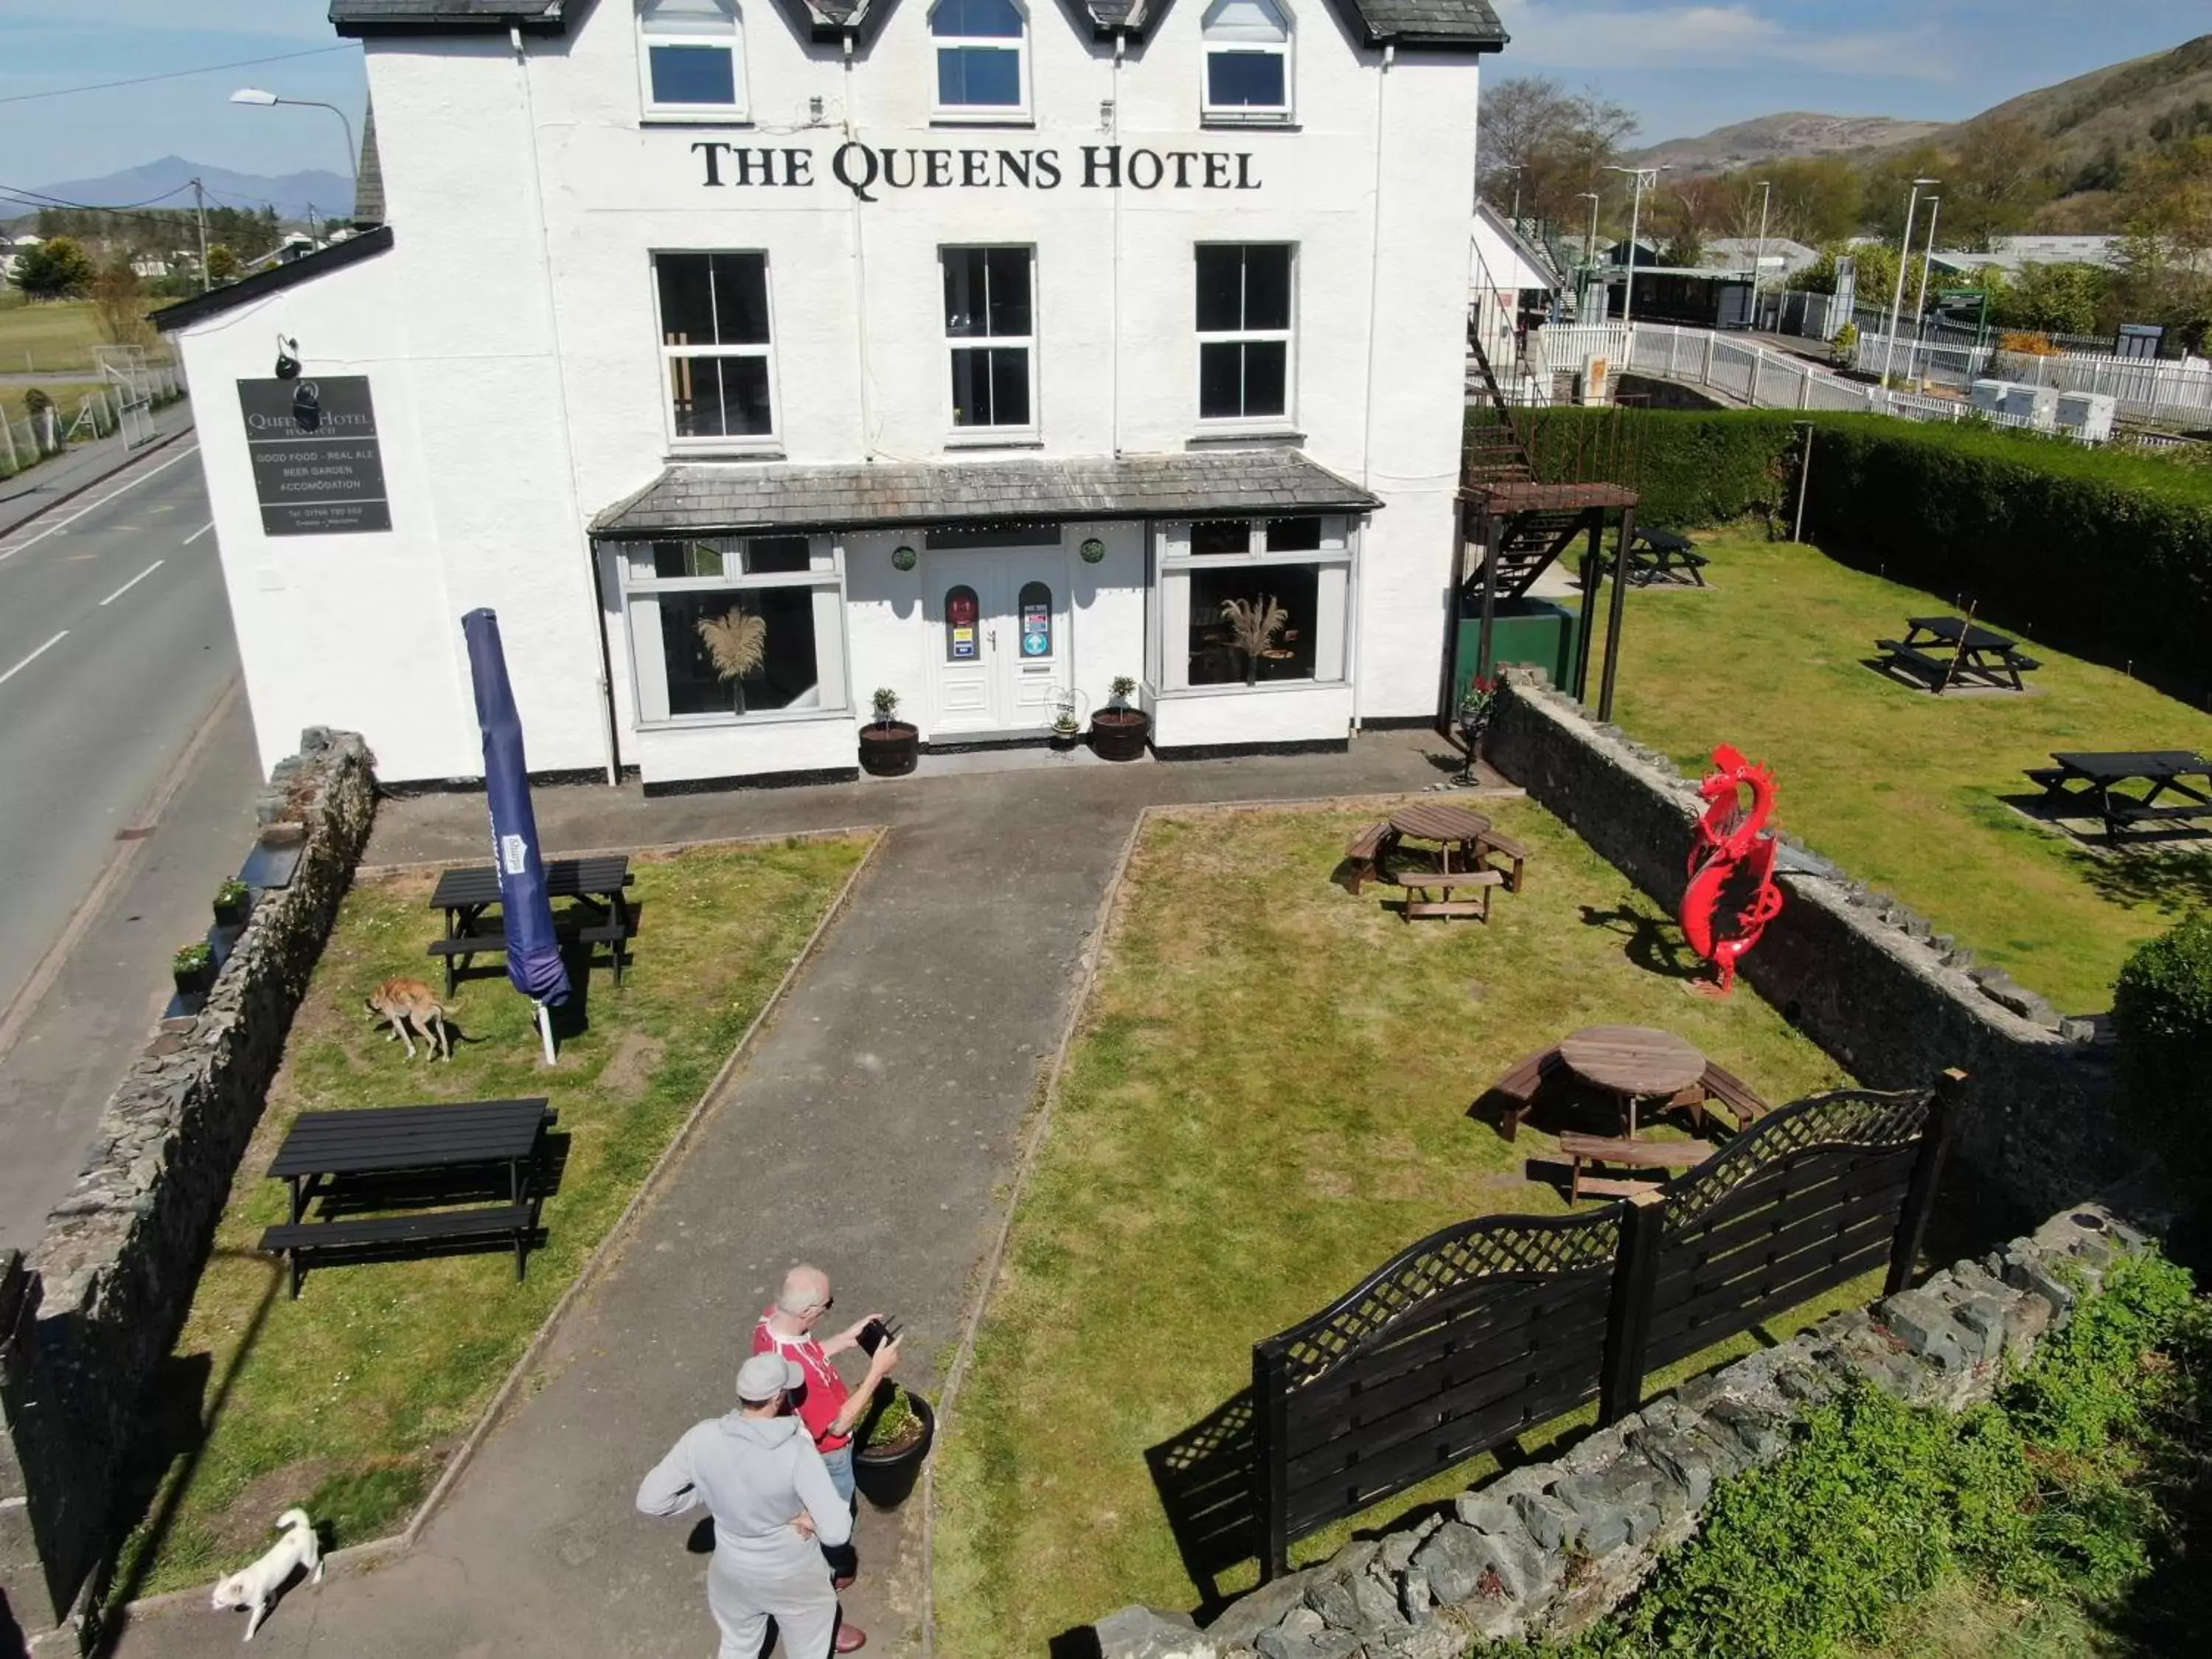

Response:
(2112, 914), (2212, 1177)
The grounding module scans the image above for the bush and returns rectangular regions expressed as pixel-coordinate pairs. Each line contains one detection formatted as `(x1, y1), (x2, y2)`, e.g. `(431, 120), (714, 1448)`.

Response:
(2113, 914), (2212, 1176)
(1500, 406), (1800, 529)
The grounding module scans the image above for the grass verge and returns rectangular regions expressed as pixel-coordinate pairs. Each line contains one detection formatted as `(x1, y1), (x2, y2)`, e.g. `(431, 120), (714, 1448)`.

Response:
(110, 835), (871, 1600)
(931, 799), (1857, 1658)
(1580, 530), (2212, 1013)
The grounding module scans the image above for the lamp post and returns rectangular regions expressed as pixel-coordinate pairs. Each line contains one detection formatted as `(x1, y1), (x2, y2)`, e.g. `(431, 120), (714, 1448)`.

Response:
(1575, 190), (1600, 317)
(1911, 197), (1941, 349)
(232, 88), (359, 213)
(1879, 176), (1938, 386)
(1751, 179), (1773, 324)
(1491, 163), (1523, 227)
(1603, 164), (1667, 325)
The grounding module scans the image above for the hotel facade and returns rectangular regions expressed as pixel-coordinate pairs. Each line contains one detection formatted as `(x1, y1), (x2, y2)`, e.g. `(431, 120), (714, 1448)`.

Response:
(159, 0), (1506, 787)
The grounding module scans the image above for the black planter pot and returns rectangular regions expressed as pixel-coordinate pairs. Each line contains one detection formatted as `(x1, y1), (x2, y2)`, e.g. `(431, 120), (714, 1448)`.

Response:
(1090, 709), (1150, 763)
(173, 958), (215, 1001)
(852, 1392), (936, 1510)
(858, 720), (919, 777)
(213, 891), (251, 928)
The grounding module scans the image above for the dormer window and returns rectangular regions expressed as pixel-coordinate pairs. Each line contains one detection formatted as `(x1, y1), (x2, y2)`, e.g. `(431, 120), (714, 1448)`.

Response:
(1203, 0), (1293, 122)
(638, 0), (747, 120)
(932, 0), (1029, 122)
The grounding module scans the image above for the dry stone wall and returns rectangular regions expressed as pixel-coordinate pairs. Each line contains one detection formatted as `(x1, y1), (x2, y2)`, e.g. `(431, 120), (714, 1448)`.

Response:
(1092, 1206), (2147, 1659)
(0, 729), (374, 1649)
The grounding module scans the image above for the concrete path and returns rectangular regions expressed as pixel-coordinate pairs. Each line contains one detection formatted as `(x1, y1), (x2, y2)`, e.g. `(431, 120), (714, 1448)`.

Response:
(0, 403), (195, 540)
(104, 734), (1460, 1659)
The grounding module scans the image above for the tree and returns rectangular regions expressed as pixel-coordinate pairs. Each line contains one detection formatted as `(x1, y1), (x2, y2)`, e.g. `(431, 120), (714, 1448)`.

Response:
(12, 235), (94, 300)
(1652, 175), (1728, 266)
(1747, 158), (1863, 246)
(1992, 262), (2108, 335)
(90, 260), (153, 346)
(1938, 119), (2056, 249)
(204, 244), (242, 286)
(2113, 136), (2212, 345)
(1476, 75), (1638, 234)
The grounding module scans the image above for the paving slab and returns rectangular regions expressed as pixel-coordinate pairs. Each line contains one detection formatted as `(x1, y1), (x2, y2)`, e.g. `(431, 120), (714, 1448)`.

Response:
(104, 733), (1464, 1659)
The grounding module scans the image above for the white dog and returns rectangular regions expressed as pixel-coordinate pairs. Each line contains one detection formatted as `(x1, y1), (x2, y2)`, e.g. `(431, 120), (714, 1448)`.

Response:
(209, 1508), (321, 1641)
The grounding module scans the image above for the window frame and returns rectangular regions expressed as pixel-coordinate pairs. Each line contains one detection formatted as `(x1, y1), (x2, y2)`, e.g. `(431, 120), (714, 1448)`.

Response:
(1200, 0), (1294, 125)
(612, 534), (850, 729)
(1194, 242), (1297, 428)
(929, 0), (1032, 125)
(636, 0), (749, 123)
(1155, 515), (1352, 694)
(941, 244), (1040, 441)
(652, 249), (781, 455)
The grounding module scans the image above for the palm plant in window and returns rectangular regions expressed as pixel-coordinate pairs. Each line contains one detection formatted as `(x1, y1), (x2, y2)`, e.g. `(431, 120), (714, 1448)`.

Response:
(1220, 594), (1288, 686)
(695, 605), (767, 714)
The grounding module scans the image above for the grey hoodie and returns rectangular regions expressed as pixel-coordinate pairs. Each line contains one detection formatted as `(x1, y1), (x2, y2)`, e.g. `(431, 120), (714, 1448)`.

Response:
(636, 1410), (852, 1573)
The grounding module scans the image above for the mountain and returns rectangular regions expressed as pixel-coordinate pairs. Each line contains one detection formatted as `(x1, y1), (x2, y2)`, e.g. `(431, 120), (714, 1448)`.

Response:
(13, 156), (354, 226)
(1627, 113), (1949, 174)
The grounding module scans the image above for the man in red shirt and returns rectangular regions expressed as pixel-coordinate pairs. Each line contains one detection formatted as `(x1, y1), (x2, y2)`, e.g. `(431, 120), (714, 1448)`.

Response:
(753, 1262), (902, 1638)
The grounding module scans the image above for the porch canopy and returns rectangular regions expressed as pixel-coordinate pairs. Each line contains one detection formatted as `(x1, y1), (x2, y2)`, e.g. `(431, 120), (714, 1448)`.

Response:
(588, 451), (1381, 540)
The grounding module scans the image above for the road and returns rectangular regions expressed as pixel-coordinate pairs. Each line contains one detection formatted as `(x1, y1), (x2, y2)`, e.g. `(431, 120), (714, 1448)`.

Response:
(0, 440), (261, 1250)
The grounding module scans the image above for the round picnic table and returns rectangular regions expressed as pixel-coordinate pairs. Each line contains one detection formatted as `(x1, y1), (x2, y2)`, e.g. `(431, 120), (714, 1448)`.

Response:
(1559, 1025), (1706, 1138)
(1385, 801), (1492, 872)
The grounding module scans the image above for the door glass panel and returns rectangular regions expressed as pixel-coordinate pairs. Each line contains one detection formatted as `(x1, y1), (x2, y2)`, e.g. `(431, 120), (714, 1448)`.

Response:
(945, 583), (981, 661)
(1018, 580), (1053, 657)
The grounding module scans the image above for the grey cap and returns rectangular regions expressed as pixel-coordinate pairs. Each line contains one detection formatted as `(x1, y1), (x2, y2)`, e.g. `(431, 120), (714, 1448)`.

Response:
(736, 1352), (805, 1403)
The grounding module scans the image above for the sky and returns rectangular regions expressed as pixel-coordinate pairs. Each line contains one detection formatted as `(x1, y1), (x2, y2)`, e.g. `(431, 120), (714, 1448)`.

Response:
(0, 0), (2208, 199)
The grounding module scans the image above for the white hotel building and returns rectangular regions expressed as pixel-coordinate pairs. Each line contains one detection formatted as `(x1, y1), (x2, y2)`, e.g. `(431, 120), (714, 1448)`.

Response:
(157, 0), (1506, 788)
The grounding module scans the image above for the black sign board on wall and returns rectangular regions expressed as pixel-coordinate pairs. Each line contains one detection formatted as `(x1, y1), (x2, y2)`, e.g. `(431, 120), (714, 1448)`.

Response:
(237, 376), (391, 535)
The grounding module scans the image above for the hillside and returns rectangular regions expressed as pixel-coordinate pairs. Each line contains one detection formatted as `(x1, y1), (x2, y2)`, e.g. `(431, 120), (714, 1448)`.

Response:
(11, 156), (353, 226)
(1627, 112), (1948, 173)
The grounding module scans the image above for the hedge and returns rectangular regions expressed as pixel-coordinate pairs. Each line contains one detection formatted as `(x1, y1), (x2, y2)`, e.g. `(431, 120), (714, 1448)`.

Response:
(1482, 407), (2212, 682)
(2113, 914), (2212, 1180)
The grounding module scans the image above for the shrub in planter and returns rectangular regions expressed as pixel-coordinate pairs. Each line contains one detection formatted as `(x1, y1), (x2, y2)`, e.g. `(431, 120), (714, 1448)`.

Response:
(858, 686), (918, 777)
(852, 1384), (936, 1509)
(1049, 688), (1082, 751)
(172, 940), (215, 999)
(212, 877), (251, 928)
(2113, 914), (2212, 1178)
(1091, 675), (1150, 762)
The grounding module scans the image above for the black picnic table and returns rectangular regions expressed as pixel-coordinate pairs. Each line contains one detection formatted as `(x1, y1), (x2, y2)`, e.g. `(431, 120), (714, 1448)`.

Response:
(2028, 751), (2212, 840)
(427, 854), (636, 995)
(261, 1097), (555, 1296)
(1877, 616), (2041, 692)
(1626, 528), (1708, 587)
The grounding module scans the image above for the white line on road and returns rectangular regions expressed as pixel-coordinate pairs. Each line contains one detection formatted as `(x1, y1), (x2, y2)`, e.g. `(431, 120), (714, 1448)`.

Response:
(0, 445), (199, 563)
(98, 560), (165, 606)
(183, 520), (215, 544)
(0, 631), (67, 687)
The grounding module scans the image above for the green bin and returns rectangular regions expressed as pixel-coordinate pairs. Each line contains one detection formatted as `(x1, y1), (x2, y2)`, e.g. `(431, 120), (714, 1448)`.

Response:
(1454, 597), (1582, 704)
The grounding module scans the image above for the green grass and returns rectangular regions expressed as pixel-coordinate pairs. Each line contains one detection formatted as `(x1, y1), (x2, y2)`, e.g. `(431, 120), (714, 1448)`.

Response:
(1582, 531), (2212, 1014)
(0, 296), (109, 373)
(1, 379), (100, 425)
(931, 801), (1858, 1659)
(110, 835), (869, 1600)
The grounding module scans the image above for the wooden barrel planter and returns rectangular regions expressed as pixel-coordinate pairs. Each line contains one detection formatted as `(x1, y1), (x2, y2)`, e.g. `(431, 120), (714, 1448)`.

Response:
(852, 1390), (936, 1509)
(1089, 707), (1150, 763)
(858, 720), (919, 777)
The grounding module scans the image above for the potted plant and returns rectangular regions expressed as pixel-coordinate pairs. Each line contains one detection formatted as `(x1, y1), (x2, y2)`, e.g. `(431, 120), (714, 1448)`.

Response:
(851, 1383), (936, 1509)
(1090, 676), (1150, 762)
(1829, 321), (1860, 370)
(696, 605), (767, 714)
(858, 686), (918, 777)
(1221, 595), (1289, 686)
(212, 878), (252, 929)
(172, 941), (215, 1001)
(1454, 676), (1499, 784)
(1049, 689), (1082, 751)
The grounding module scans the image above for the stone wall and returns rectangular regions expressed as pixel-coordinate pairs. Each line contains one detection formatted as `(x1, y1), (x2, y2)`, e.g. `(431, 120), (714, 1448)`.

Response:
(1092, 1206), (2146, 1659)
(1480, 674), (2132, 1220)
(0, 729), (375, 1648)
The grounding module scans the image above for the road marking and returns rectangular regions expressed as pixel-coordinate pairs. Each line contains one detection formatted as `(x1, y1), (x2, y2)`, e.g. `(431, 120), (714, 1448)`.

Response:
(184, 519), (215, 544)
(99, 559), (164, 606)
(0, 630), (67, 686)
(0, 444), (199, 563)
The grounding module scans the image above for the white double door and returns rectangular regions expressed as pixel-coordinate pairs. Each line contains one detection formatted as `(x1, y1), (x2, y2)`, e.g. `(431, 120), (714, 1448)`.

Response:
(927, 551), (1071, 736)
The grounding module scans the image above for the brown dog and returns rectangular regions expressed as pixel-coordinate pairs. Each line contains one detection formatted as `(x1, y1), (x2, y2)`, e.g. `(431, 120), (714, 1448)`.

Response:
(364, 977), (453, 1061)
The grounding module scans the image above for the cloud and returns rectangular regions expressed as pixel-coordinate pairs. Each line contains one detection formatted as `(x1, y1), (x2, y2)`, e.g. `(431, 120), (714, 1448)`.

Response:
(1490, 1), (1955, 83)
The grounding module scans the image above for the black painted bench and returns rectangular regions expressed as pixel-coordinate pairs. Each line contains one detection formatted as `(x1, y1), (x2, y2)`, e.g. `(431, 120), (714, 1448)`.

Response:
(260, 1206), (538, 1298)
(1874, 639), (1955, 687)
(427, 917), (637, 995)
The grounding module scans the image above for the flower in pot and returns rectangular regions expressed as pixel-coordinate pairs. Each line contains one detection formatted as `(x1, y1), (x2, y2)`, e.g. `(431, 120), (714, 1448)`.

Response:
(858, 686), (919, 777)
(172, 940), (215, 1000)
(695, 606), (767, 715)
(1221, 595), (1288, 687)
(1454, 676), (1499, 785)
(1090, 675), (1150, 763)
(852, 1382), (936, 1509)
(212, 877), (251, 929)
(1049, 688), (1082, 749)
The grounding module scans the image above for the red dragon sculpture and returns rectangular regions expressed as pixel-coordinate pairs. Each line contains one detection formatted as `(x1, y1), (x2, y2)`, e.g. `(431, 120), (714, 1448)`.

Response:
(1680, 743), (1786, 995)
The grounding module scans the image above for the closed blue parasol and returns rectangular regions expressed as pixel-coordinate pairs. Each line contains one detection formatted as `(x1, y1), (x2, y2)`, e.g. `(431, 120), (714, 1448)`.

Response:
(462, 609), (571, 1016)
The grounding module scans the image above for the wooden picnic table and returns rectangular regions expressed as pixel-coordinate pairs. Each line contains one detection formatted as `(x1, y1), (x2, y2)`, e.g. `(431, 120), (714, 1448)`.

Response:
(1877, 616), (2040, 693)
(427, 854), (636, 995)
(1376, 802), (1528, 919)
(1627, 528), (1708, 587)
(2028, 750), (2212, 841)
(261, 1097), (554, 1296)
(1559, 1025), (1706, 1138)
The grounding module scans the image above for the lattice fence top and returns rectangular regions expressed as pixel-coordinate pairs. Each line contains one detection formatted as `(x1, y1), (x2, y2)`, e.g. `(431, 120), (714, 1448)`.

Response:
(1273, 1209), (1621, 1391)
(1662, 1087), (1933, 1230)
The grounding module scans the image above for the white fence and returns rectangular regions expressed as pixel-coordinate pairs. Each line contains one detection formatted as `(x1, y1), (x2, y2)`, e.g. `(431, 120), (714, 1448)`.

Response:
(0, 355), (187, 480)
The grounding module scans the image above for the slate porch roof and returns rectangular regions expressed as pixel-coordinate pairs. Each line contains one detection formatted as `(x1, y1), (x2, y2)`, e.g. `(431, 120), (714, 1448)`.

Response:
(590, 451), (1382, 539)
(332, 0), (1507, 49)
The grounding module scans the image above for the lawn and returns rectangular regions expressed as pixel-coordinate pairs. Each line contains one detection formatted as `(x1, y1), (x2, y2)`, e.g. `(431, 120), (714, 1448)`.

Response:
(0, 296), (109, 373)
(1582, 532), (2212, 1014)
(1, 378), (101, 425)
(931, 800), (1857, 1658)
(110, 835), (871, 1601)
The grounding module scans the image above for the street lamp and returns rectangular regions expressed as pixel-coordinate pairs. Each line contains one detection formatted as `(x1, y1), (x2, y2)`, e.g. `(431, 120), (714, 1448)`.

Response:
(1487, 163), (1524, 226)
(1574, 191), (1600, 317)
(1879, 176), (1938, 386)
(1750, 179), (1773, 322)
(232, 88), (359, 219)
(1911, 197), (1942, 349)
(1603, 164), (1668, 324)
